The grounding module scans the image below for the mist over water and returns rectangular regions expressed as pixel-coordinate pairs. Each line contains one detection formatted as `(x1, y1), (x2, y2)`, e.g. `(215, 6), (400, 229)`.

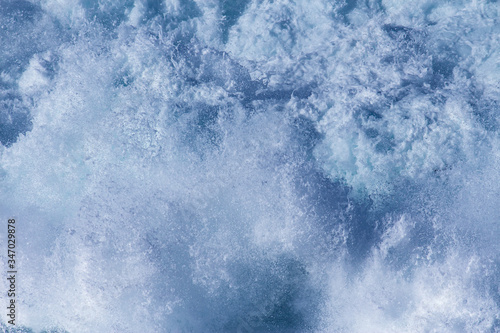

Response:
(0, 0), (499, 332)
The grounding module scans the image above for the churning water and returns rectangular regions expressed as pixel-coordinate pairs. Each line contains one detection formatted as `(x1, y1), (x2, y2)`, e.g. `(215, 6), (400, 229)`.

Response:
(0, 0), (499, 332)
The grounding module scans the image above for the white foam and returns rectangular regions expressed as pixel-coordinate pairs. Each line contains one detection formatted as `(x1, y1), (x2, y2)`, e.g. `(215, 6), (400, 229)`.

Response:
(0, 0), (498, 331)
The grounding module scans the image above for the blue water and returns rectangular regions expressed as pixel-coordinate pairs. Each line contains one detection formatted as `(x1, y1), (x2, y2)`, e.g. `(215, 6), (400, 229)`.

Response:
(1, 0), (499, 332)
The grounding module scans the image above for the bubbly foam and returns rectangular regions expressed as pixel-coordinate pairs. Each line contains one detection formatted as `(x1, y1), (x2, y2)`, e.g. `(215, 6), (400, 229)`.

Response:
(0, 0), (498, 332)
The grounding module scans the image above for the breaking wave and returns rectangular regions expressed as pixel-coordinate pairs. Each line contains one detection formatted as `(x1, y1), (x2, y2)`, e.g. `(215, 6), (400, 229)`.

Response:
(0, 0), (499, 332)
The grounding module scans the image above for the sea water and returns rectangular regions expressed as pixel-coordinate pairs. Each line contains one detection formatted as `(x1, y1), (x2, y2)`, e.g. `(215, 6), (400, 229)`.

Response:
(0, 0), (499, 332)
